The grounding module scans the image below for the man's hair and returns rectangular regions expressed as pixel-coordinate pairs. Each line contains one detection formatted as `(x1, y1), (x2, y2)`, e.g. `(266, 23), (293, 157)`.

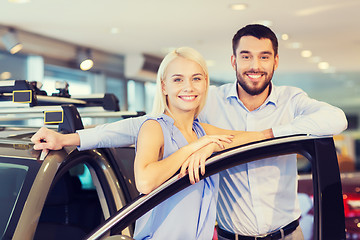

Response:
(232, 24), (278, 56)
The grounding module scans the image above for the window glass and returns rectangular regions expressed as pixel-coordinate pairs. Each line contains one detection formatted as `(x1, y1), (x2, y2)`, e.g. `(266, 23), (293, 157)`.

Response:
(106, 76), (127, 118)
(0, 163), (28, 237)
(35, 163), (102, 239)
(127, 80), (145, 112)
(0, 50), (27, 80)
(145, 82), (156, 114)
(42, 65), (91, 96)
(297, 154), (314, 240)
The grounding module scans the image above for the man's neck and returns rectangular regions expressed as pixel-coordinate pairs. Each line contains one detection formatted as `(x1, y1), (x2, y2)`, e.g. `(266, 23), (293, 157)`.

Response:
(237, 84), (271, 112)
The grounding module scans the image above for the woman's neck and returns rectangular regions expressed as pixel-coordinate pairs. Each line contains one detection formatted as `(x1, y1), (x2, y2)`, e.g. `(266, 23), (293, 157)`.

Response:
(164, 110), (197, 143)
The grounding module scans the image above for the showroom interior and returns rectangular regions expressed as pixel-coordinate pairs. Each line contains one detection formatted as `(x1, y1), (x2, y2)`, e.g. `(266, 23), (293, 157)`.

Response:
(0, 0), (359, 239)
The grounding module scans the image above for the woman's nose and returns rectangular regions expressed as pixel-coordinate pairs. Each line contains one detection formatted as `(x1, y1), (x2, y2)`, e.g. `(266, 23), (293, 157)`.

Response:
(183, 79), (194, 91)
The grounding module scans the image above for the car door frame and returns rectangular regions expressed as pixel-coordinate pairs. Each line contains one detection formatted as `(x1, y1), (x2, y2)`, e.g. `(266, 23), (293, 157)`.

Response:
(86, 135), (346, 240)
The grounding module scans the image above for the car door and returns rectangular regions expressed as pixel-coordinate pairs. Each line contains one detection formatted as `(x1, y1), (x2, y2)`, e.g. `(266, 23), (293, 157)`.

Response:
(32, 147), (132, 240)
(85, 135), (346, 240)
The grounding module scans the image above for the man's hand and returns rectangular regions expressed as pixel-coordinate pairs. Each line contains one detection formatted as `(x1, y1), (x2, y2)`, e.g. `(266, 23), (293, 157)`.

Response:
(31, 127), (77, 150)
(261, 129), (274, 139)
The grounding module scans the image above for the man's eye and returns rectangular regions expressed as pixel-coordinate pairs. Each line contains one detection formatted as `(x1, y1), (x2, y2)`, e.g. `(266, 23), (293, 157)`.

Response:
(261, 56), (269, 60)
(241, 55), (250, 60)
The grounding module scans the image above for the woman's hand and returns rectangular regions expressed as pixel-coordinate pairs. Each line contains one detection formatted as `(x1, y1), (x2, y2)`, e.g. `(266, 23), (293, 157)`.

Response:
(187, 134), (233, 153)
(179, 143), (216, 184)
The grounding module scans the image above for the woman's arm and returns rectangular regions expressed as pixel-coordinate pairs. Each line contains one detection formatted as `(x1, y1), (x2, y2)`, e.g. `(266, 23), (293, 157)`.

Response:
(178, 124), (270, 183)
(134, 120), (232, 194)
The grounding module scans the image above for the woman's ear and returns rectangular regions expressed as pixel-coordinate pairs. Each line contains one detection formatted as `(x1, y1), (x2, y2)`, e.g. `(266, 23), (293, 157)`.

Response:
(161, 81), (167, 95)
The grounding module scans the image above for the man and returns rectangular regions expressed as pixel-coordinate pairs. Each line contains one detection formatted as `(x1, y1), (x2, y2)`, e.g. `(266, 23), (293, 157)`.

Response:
(32, 24), (347, 239)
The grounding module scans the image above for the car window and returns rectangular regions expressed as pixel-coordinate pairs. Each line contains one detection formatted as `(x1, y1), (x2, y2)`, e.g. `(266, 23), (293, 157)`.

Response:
(34, 163), (103, 240)
(297, 154), (314, 240)
(110, 153), (318, 240)
(0, 163), (28, 238)
(107, 147), (139, 201)
(86, 136), (346, 240)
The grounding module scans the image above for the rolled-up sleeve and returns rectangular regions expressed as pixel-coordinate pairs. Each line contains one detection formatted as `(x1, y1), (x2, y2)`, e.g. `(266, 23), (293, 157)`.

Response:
(272, 90), (347, 137)
(76, 116), (146, 150)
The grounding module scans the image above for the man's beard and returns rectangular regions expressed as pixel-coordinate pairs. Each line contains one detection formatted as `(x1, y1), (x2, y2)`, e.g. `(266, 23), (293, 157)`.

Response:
(236, 65), (275, 96)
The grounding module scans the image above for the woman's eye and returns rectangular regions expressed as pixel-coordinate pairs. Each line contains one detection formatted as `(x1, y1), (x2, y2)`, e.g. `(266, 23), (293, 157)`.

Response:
(193, 77), (201, 81)
(173, 78), (182, 82)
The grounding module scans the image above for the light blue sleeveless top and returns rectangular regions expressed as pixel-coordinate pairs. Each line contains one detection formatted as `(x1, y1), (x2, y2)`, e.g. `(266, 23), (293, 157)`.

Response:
(133, 114), (219, 240)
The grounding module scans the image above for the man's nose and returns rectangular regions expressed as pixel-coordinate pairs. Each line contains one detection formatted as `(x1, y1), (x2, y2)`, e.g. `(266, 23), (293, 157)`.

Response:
(250, 58), (260, 69)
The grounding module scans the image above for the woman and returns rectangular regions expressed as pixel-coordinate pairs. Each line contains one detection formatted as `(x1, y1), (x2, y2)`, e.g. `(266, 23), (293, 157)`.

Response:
(133, 47), (265, 240)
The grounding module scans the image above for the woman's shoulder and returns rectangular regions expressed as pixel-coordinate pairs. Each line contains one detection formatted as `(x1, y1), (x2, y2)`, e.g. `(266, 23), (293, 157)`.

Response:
(140, 118), (162, 132)
(140, 114), (173, 136)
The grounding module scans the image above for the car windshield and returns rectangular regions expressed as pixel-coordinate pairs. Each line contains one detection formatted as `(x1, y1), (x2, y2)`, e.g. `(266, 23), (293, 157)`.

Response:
(0, 163), (28, 237)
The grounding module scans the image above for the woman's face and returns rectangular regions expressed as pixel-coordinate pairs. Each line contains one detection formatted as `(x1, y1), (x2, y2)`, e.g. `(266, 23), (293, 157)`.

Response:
(162, 57), (207, 115)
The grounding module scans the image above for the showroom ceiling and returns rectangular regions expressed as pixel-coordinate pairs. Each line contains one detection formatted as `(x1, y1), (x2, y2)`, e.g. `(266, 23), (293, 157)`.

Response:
(0, 0), (359, 111)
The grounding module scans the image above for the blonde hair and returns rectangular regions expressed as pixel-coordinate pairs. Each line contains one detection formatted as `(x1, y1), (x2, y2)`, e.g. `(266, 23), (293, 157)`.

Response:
(150, 47), (209, 119)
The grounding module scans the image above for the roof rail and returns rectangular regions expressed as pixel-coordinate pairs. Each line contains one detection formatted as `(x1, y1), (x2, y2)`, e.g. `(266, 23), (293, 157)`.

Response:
(0, 80), (120, 111)
(0, 104), (83, 133)
(0, 80), (145, 133)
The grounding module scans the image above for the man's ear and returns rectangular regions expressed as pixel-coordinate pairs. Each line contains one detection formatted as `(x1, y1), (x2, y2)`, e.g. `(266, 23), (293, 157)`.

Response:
(274, 54), (279, 71)
(231, 55), (237, 71)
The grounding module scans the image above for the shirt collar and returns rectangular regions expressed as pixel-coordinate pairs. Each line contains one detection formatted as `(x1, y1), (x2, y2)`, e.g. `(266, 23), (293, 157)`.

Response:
(226, 81), (278, 107)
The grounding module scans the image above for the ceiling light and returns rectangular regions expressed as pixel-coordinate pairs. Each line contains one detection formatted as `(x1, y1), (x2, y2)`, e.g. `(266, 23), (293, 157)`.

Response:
(301, 50), (312, 58)
(309, 56), (321, 63)
(281, 34), (289, 41)
(323, 67), (336, 74)
(318, 61), (329, 70)
(287, 42), (302, 49)
(110, 27), (120, 34)
(229, 3), (248, 10)
(77, 48), (94, 71)
(1, 29), (23, 54)
(8, 0), (30, 3)
(0, 71), (11, 80)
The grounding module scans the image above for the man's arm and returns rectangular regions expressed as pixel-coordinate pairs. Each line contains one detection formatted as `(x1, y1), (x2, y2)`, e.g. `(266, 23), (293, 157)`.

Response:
(31, 116), (146, 151)
(77, 116), (146, 150)
(272, 91), (347, 137)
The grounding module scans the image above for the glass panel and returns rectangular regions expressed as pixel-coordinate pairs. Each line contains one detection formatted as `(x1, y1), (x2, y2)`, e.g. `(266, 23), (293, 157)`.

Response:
(0, 163), (28, 237)
(35, 163), (103, 239)
(297, 154), (314, 240)
(43, 65), (91, 96)
(106, 77), (126, 111)
(0, 50), (27, 80)
(144, 82), (156, 114)
(127, 80), (145, 112)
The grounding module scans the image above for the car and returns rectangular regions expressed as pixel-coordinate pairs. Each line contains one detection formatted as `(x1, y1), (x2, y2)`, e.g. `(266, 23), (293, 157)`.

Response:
(83, 134), (346, 240)
(0, 80), (143, 240)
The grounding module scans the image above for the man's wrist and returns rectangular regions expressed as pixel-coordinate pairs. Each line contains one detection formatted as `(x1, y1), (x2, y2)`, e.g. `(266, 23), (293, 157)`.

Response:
(262, 129), (274, 139)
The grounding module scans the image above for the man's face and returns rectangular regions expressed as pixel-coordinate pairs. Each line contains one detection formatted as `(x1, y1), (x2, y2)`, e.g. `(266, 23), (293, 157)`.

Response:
(231, 36), (279, 96)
